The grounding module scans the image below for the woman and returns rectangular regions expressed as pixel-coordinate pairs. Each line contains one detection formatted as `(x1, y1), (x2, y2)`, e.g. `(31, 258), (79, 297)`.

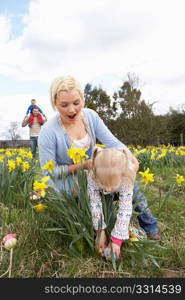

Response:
(38, 75), (160, 240)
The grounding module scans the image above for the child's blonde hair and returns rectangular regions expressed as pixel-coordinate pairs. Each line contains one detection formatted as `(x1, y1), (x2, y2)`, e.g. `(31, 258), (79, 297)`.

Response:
(50, 76), (84, 110)
(91, 147), (135, 190)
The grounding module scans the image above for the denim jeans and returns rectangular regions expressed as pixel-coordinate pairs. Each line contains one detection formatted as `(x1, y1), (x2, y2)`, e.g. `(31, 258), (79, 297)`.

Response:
(30, 136), (38, 159)
(132, 181), (158, 235)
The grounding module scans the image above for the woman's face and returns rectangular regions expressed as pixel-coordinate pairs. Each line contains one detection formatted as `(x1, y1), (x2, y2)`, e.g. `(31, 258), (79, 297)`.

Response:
(55, 89), (84, 124)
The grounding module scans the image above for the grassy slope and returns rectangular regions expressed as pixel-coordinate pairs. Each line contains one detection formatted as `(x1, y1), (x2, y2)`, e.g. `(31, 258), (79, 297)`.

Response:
(1, 165), (185, 278)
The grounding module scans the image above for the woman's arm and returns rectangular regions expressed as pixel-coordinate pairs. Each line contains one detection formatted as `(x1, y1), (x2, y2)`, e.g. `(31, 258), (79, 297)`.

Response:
(38, 128), (69, 178)
(93, 111), (139, 167)
(38, 128), (92, 178)
(94, 112), (123, 148)
(68, 159), (92, 173)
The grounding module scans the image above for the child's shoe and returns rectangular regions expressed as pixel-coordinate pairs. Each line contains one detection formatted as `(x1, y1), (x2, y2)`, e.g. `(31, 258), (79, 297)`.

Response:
(147, 233), (161, 241)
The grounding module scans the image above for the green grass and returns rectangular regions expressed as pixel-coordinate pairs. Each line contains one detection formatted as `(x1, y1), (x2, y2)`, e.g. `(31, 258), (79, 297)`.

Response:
(0, 154), (185, 278)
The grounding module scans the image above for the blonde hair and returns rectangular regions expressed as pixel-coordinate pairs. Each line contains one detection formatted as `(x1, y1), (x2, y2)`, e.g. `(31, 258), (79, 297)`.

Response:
(50, 76), (84, 110)
(91, 147), (135, 189)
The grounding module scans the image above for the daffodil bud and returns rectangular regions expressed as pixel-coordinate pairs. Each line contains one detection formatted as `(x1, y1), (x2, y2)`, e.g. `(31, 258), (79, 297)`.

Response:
(3, 234), (17, 250)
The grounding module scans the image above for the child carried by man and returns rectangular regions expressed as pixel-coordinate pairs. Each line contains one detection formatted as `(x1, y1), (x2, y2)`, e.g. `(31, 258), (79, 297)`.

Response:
(24, 99), (47, 121)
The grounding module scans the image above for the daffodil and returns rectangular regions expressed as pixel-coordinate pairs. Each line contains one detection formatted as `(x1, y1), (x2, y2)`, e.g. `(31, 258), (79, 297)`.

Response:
(26, 151), (33, 159)
(139, 168), (154, 185)
(0, 155), (5, 163)
(150, 150), (156, 160)
(178, 150), (185, 156)
(34, 204), (47, 212)
(7, 159), (16, 172)
(21, 161), (30, 172)
(18, 149), (27, 158)
(42, 160), (55, 173)
(175, 174), (185, 185)
(33, 176), (50, 197)
(156, 149), (167, 160)
(5, 151), (13, 157)
(67, 147), (89, 164)
(16, 157), (23, 166)
(41, 176), (50, 183)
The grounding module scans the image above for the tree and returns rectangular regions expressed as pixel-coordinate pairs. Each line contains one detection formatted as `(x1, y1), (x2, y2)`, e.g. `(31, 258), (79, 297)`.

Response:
(151, 115), (169, 145)
(111, 73), (156, 146)
(84, 84), (117, 124)
(8, 122), (21, 141)
(166, 108), (185, 145)
(2, 122), (22, 146)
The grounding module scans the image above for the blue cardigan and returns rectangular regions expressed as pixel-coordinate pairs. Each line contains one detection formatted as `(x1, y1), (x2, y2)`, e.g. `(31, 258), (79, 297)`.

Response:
(38, 108), (124, 193)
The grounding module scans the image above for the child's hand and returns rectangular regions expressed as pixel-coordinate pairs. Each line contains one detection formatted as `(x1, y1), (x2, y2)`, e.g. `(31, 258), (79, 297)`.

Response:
(102, 243), (120, 261)
(95, 230), (107, 254)
(111, 242), (121, 259)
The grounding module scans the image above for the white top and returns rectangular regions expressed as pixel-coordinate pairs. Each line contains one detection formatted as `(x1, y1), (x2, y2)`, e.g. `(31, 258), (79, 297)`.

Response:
(30, 117), (41, 137)
(71, 133), (91, 149)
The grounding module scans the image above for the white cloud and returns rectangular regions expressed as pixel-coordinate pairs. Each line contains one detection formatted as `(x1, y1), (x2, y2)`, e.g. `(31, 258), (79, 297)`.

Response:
(0, 14), (11, 44)
(0, 0), (185, 130)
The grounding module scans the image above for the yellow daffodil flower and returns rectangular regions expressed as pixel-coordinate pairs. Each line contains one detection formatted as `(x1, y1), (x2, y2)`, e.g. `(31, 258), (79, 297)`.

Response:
(67, 147), (89, 164)
(139, 168), (154, 185)
(26, 151), (33, 159)
(18, 149), (27, 158)
(7, 159), (16, 172)
(33, 176), (50, 197)
(150, 150), (156, 160)
(21, 161), (30, 172)
(175, 174), (185, 185)
(16, 157), (23, 166)
(0, 155), (5, 163)
(5, 151), (13, 157)
(156, 149), (167, 160)
(42, 160), (55, 173)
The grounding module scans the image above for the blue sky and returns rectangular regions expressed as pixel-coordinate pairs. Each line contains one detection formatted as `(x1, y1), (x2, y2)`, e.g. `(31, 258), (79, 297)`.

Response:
(0, 0), (28, 38)
(0, 0), (185, 139)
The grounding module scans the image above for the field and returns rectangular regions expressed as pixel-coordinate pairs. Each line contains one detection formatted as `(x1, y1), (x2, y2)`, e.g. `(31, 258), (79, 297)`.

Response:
(0, 145), (185, 278)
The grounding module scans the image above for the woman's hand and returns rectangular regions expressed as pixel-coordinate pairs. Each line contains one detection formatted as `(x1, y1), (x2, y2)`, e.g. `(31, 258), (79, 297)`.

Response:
(83, 159), (92, 170)
(95, 230), (107, 254)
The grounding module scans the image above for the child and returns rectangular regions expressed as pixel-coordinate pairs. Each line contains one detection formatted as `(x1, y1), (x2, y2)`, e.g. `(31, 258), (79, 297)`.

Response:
(87, 146), (138, 259)
(24, 99), (47, 120)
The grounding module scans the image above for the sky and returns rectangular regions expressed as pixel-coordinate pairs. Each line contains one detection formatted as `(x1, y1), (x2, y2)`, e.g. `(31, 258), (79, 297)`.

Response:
(0, 0), (185, 139)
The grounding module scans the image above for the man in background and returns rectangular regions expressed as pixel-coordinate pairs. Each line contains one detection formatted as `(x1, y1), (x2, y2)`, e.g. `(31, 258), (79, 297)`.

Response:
(22, 107), (46, 159)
